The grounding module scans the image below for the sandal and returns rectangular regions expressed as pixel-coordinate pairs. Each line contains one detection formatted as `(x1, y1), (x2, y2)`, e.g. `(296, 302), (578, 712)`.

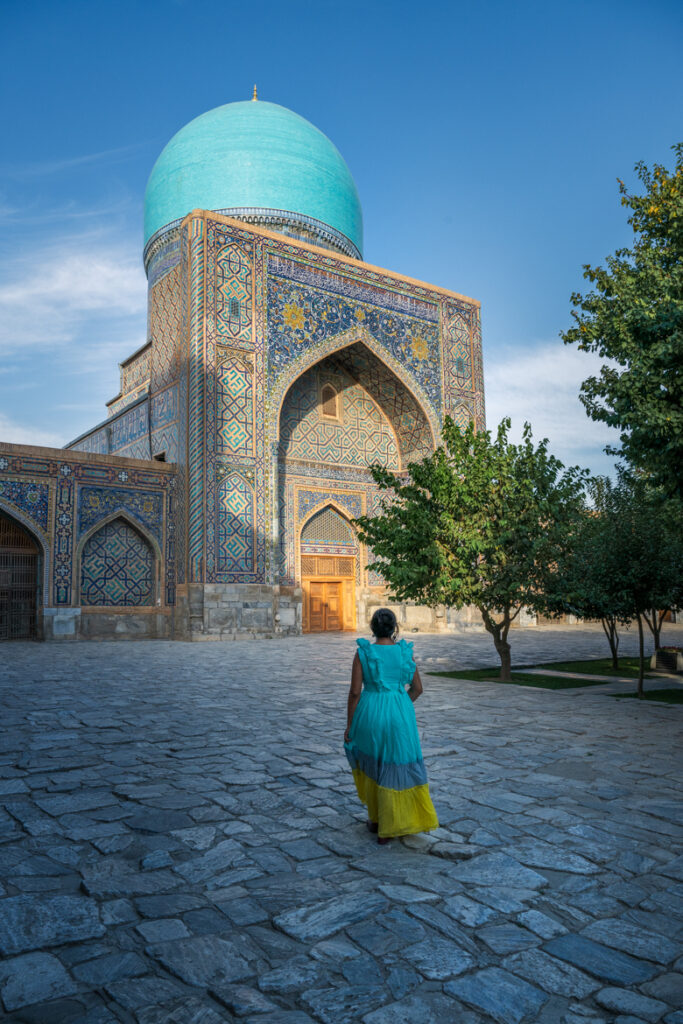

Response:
(377, 836), (391, 845)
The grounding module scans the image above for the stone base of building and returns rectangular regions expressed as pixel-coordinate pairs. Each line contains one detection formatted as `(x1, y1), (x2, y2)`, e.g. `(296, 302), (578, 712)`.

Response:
(187, 584), (302, 640)
(42, 607), (174, 641)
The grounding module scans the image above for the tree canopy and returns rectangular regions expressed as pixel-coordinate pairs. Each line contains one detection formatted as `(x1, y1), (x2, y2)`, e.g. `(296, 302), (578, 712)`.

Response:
(561, 144), (683, 495)
(355, 417), (588, 680)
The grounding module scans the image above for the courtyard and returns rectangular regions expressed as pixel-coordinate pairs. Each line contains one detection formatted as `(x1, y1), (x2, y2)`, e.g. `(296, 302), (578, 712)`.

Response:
(0, 624), (682, 1023)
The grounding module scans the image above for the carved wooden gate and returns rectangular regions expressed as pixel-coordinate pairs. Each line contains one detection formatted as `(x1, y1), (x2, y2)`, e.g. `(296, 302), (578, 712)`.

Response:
(0, 513), (38, 640)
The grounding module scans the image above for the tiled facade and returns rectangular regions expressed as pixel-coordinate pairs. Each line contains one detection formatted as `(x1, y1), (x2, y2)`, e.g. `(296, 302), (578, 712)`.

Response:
(0, 444), (175, 639)
(1, 212), (485, 640)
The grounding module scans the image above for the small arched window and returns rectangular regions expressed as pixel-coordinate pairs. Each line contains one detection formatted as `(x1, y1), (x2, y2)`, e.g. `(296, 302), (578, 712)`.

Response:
(321, 384), (338, 419)
(229, 297), (240, 319)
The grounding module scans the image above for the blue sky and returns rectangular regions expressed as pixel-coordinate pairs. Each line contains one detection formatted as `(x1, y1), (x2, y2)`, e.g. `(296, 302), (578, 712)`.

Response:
(1, 0), (681, 475)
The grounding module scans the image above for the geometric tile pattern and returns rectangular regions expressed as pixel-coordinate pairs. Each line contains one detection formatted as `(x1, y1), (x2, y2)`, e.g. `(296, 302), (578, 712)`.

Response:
(203, 220), (266, 584)
(300, 505), (356, 556)
(217, 355), (254, 455)
(215, 242), (252, 342)
(78, 486), (163, 546)
(0, 449), (174, 609)
(217, 472), (254, 574)
(187, 218), (206, 582)
(442, 298), (485, 431)
(121, 345), (151, 397)
(267, 270), (443, 412)
(149, 265), (181, 390)
(331, 344), (434, 464)
(80, 518), (154, 606)
(279, 364), (398, 468)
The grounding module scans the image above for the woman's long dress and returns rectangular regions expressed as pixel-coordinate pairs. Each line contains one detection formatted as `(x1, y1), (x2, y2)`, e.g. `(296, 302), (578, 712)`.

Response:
(344, 637), (438, 838)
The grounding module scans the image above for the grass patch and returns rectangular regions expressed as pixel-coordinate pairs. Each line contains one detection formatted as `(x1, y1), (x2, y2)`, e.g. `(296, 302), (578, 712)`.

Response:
(432, 668), (607, 689)
(612, 688), (683, 704)
(522, 657), (648, 678)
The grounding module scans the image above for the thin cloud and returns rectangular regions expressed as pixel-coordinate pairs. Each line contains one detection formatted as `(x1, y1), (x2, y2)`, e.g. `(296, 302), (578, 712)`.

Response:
(1, 143), (147, 178)
(0, 228), (147, 352)
(0, 413), (65, 449)
(484, 342), (620, 475)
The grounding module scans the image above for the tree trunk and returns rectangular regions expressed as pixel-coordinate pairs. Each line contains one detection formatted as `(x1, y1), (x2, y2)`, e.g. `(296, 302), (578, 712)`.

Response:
(636, 613), (645, 699)
(600, 617), (619, 669)
(480, 607), (513, 682)
(643, 607), (666, 651)
(493, 636), (513, 682)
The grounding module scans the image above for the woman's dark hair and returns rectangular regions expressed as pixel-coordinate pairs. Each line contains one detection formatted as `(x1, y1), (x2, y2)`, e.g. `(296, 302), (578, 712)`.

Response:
(370, 607), (398, 640)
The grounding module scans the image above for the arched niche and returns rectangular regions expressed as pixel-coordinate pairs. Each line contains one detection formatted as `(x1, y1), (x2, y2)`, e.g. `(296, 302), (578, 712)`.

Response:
(270, 326), (439, 462)
(0, 507), (43, 640)
(78, 514), (159, 607)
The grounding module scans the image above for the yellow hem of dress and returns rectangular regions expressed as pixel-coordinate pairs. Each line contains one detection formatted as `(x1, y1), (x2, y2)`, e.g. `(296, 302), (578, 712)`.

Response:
(352, 768), (439, 838)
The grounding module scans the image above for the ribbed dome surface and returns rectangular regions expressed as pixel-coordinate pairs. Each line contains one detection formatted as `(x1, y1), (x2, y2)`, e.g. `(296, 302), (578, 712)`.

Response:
(144, 99), (363, 257)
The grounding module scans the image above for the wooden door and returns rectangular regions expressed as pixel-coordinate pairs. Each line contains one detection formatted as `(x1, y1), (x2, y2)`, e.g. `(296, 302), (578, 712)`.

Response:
(308, 581), (326, 632)
(324, 582), (342, 630)
(304, 580), (344, 632)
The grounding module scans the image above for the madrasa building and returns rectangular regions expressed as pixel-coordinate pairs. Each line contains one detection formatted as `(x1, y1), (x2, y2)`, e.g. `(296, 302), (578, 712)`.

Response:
(0, 94), (485, 642)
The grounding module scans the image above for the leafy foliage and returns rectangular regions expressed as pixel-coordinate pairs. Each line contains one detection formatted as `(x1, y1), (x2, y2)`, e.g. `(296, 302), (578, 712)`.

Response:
(355, 418), (588, 680)
(562, 144), (683, 495)
(560, 471), (683, 693)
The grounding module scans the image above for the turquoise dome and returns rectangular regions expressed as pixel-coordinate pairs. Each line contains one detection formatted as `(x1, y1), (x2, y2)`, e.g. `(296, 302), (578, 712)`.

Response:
(144, 99), (363, 260)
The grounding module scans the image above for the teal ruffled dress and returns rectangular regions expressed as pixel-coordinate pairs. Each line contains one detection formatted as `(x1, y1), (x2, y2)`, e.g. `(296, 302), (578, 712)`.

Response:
(344, 638), (438, 838)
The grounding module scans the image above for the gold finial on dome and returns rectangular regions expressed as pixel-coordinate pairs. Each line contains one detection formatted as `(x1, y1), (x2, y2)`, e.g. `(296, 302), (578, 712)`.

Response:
(252, 84), (258, 101)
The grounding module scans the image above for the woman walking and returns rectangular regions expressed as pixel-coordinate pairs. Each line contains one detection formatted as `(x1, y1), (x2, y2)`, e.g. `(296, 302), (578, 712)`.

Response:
(344, 608), (438, 844)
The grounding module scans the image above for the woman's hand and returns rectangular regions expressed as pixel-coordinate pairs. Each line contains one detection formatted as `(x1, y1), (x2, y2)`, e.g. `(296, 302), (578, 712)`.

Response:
(344, 727), (351, 744)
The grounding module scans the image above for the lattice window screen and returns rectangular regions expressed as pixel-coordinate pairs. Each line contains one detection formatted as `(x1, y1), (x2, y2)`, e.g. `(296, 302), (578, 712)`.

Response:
(301, 555), (355, 578)
(321, 384), (338, 418)
(229, 297), (240, 318)
(301, 507), (354, 546)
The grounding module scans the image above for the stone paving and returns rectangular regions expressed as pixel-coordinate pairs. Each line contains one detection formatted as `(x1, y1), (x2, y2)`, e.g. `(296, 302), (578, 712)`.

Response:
(0, 623), (682, 1024)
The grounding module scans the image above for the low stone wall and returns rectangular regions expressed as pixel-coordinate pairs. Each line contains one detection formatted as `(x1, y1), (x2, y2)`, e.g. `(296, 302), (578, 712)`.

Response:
(42, 607), (173, 640)
(188, 583), (302, 640)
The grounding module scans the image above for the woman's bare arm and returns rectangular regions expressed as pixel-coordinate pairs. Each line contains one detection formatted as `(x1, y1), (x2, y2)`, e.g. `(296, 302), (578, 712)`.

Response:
(345, 652), (363, 742)
(408, 666), (423, 703)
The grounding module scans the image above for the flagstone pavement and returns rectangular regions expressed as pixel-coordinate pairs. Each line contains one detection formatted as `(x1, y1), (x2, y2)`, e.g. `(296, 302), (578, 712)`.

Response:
(0, 623), (682, 1024)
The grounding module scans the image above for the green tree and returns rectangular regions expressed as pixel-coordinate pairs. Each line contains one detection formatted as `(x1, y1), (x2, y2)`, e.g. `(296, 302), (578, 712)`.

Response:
(561, 144), (683, 496)
(564, 472), (683, 695)
(355, 418), (588, 681)
(558, 478), (637, 670)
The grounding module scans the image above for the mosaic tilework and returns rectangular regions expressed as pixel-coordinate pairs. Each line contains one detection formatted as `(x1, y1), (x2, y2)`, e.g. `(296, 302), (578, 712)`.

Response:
(187, 217), (206, 582)
(203, 220), (267, 584)
(330, 344), (434, 463)
(149, 266), (181, 390)
(267, 272), (442, 412)
(147, 231), (181, 289)
(78, 486), (163, 546)
(300, 505), (357, 557)
(280, 365), (398, 469)
(216, 351), (254, 456)
(278, 476), (370, 586)
(442, 298), (485, 430)
(54, 471), (74, 604)
(216, 472), (255, 574)
(80, 518), (154, 606)
(269, 255), (440, 323)
(214, 241), (253, 343)
(0, 448), (174, 609)
(0, 480), (49, 532)
(121, 346), (151, 398)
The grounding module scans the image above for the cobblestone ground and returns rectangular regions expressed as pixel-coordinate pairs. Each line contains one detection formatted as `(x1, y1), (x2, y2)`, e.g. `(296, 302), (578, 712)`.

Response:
(1, 624), (682, 1024)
